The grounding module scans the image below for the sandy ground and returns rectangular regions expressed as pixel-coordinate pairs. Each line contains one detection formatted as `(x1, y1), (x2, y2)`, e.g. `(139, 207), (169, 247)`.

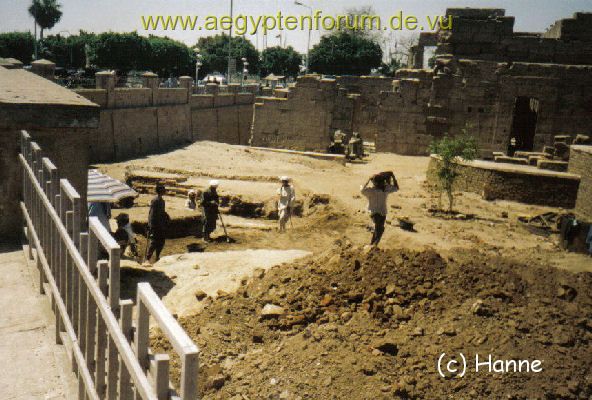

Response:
(0, 246), (77, 399)
(98, 140), (592, 274)
(96, 141), (592, 399)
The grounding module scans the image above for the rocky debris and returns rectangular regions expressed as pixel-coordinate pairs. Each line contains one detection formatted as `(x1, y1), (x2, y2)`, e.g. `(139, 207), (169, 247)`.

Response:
(260, 304), (285, 318)
(194, 290), (208, 301)
(152, 244), (592, 400)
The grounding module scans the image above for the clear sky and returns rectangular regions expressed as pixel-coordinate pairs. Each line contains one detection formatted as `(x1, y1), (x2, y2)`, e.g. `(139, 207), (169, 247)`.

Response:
(1, 0), (590, 53)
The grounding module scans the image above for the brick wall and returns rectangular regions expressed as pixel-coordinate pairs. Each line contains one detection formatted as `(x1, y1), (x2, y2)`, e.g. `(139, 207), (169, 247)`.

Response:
(569, 145), (592, 221)
(76, 81), (255, 162)
(426, 155), (580, 208)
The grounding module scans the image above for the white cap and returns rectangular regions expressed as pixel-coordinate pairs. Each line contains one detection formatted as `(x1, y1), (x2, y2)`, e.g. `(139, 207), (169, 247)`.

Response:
(188, 189), (196, 195)
(209, 179), (219, 187)
(279, 176), (290, 182)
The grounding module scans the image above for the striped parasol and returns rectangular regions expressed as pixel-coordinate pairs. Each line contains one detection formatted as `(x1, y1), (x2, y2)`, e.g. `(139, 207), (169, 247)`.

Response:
(87, 169), (137, 203)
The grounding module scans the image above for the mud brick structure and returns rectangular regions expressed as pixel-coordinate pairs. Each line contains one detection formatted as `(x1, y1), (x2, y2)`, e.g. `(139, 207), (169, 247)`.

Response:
(0, 60), (99, 240)
(568, 145), (592, 220)
(75, 72), (255, 162)
(378, 9), (592, 156)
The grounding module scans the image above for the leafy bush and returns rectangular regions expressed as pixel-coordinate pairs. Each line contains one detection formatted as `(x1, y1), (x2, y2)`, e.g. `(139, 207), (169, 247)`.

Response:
(260, 46), (302, 77)
(429, 133), (478, 211)
(0, 32), (35, 64)
(308, 31), (382, 75)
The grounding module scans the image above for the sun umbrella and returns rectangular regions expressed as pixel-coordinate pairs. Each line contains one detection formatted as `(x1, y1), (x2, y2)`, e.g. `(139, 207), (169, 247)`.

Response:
(87, 169), (137, 203)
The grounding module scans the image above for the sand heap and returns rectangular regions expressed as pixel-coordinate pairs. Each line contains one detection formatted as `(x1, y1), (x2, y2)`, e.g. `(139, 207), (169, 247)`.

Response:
(153, 240), (592, 399)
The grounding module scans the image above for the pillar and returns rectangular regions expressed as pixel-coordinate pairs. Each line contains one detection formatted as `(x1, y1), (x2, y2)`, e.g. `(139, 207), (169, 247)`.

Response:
(141, 72), (159, 105)
(179, 76), (193, 102)
(95, 71), (116, 108)
(31, 59), (56, 81)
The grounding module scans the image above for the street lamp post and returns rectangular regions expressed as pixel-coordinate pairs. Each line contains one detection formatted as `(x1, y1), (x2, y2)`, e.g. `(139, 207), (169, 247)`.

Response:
(227, 0), (234, 83)
(295, 0), (312, 73)
(194, 48), (203, 91)
(241, 57), (249, 89)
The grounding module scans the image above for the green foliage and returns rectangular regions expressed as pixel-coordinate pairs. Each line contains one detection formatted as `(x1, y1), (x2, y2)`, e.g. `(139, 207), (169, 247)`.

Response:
(427, 54), (437, 69)
(92, 32), (151, 72)
(260, 46), (302, 77)
(429, 133), (478, 211)
(379, 57), (403, 77)
(196, 34), (259, 76)
(147, 35), (194, 77)
(309, 31), (382, 75)
(40, 34), (90, 68)
(28, 0), (62, 40)
(0, 32), (35, 64)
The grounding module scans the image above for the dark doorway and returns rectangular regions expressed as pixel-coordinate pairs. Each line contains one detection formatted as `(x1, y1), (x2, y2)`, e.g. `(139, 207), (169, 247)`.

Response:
(508, 96), (539, 154)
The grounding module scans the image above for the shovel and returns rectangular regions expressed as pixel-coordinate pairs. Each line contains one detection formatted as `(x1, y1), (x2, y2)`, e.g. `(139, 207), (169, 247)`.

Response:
(218, 212), (231, 243)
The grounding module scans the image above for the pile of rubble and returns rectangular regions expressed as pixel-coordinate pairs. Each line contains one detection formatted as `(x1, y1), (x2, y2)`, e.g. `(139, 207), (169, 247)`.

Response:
(152, 241), (592, 399)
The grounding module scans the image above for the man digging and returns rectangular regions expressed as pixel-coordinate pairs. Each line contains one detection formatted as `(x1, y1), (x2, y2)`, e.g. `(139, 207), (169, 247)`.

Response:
(145, 183), (169, 263)
(277, 176), (296, 232)
(361, 171), (399, 246)
(201, 180), (220, 242)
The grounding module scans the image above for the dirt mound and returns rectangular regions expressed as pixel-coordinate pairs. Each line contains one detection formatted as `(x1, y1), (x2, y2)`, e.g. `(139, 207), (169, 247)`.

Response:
(152, 242), (592, 399)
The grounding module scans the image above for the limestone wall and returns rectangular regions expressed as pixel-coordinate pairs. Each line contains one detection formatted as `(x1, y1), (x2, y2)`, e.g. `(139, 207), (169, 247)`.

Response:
(250, 76), (352, 152)
(75, 74), (255, 162)
(0, 65), (99, 240)
(335, 76), (393, 140)
(377, 59), (592, 156)
(569, 145), (592, 221)
(438, 9), (592, 65)
(426, 155), (580, 208)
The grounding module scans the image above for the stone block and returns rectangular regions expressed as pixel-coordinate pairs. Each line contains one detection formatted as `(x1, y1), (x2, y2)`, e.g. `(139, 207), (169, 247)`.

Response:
(537, 159), (568, 172)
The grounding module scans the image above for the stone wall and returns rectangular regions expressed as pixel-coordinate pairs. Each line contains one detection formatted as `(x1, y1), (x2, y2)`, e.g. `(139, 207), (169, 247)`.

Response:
(437, 9), (592, 64)
(75, 73), (255, 162)
(0, 65), (99, 241)
(335, 76), (393, 140)
(426, 155), (580, 208)
(569, 145), (592, 221)
(250, 75), (396, 151)
(250, 76), (353, 152)
(379, 9), (592, 156)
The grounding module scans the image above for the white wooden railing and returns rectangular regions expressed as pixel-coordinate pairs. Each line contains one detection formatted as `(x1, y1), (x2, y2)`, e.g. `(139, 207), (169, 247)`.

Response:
(19, 130), (199, 399)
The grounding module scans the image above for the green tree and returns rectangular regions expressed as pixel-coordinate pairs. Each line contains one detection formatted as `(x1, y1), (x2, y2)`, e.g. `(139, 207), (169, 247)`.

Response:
(40, 33), (92, 69)
(92, 32), (150, 73)
(28, 0), (62, 42)
(0, 32), (35, 64)
(260, 46), (302, 77)
(147, 35), (194, 77)
(195, 34), (259, 77)
(309, 31), (382, 75)
(428, 133), (478, 212)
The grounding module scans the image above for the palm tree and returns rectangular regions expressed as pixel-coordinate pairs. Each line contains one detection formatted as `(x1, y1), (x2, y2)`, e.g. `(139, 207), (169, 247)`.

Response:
(28, 0), (63, 59)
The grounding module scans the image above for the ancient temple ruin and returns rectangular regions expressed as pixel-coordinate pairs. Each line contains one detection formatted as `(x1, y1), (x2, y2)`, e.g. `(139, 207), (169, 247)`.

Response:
(250, 9), (592, 157)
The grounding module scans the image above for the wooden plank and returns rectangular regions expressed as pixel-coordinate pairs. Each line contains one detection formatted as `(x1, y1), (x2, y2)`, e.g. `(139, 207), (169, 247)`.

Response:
(95, 261), (109, 398)
(117, 300), (134, 400)
(78, 233), (88, 341)
(66, 211), (74, 318)
(153, 354), (170, 400)
(86, 278), (97, 377)
(108, 247), (120, 315)
(134, 296), (150, 371)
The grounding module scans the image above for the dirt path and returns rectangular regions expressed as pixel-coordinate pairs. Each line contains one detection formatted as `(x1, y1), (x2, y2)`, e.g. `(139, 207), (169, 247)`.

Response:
(98, 141), (592, 273)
